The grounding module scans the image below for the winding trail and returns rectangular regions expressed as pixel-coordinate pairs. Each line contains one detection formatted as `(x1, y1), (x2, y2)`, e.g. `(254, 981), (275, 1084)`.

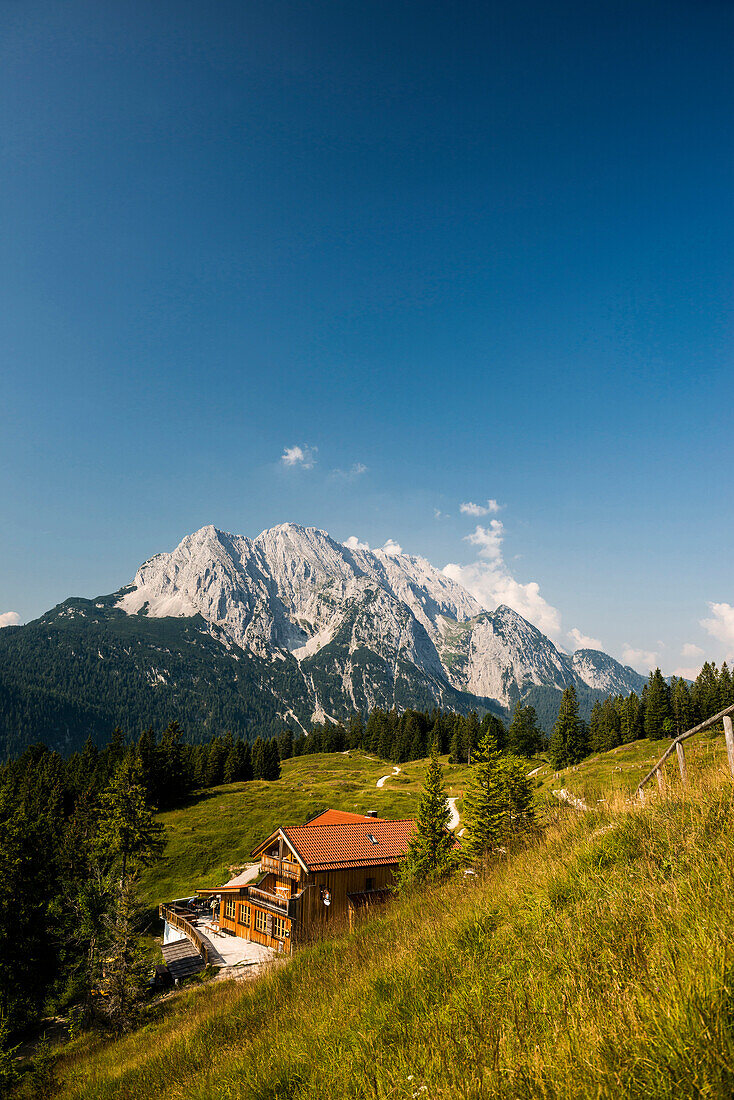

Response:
(447, 796), (461, 831)
(376, 766), (401, 789)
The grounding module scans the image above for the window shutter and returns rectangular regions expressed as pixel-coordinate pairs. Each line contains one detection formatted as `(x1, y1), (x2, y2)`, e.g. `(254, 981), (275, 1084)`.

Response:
(265, 913), (273, 937)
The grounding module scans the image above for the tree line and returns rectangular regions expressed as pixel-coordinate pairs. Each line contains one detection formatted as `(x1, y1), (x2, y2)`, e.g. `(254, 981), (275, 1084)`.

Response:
(282, 702), (543, 764)
(548, 660), (734, 770)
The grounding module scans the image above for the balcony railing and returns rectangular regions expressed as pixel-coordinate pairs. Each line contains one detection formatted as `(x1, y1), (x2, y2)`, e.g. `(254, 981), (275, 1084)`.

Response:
(160, 903), (210, 966)
(247, 885), (289, 913)
(260, 854), (300, 880)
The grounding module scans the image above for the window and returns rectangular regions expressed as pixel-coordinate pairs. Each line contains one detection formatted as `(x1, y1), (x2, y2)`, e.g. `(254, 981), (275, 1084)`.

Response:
(274, 916), (287, 940)
(238, 904), (250, 926)
(224, 898), (236, 920)
(255, 909), (268, 934)
(366, 877), (374, 891)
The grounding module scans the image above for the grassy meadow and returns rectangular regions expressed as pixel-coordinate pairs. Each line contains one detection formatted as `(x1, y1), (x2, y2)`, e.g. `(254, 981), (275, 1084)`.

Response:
(533, 729), (732, 804)
(141, 736), (729, 907)
(139, 750), (477, 905)
(49, 745), (734, 1099)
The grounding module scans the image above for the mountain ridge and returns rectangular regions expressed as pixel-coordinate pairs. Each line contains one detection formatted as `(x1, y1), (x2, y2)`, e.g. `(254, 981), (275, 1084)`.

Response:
(0, 523), (645, 755)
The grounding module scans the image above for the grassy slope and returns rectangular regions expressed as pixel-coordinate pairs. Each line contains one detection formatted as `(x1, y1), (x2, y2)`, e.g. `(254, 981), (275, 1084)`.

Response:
(140, 751), (477, 905)
(56, 751), (734, 1099)
(141, 737), (724, 906)
(532, 730), (732, 804)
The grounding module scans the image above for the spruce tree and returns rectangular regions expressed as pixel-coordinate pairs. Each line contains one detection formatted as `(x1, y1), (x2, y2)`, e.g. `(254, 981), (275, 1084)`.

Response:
(507, 703), (542, 757)
(671, 677), (693, 736)
(693, 662), (720, 723)
(462, 733), (505, 862)
(99, 879), (150, 1034)
(263, 739), (281, 781)
(644, 669), (673, 739)
(480, 711), (507, 751)
(499, 755), (536, 835)
(449, 722), (467, 765)
(96, 756), (164, 891)
(251, 737), (266, 779)
(549, 686), (586, 770)
(398, 744), (454, 886)
(589, 699), (604, 752)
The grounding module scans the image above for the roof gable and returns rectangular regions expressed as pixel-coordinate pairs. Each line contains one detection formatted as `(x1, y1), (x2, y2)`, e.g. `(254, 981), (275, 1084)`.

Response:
(304, 809), (385, 827)
(283, 819), (416, 871)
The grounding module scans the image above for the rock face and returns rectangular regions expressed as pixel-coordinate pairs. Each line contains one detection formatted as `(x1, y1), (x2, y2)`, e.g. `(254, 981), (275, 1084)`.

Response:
(112, 523), (644, 722)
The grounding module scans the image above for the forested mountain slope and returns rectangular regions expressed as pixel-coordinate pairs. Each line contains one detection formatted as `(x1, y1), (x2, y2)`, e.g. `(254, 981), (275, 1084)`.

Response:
(0, 523), (645, 756)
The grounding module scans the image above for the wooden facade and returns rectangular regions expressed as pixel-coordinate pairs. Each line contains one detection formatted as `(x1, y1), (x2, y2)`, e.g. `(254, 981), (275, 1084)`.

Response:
(198, 811), (416, 956)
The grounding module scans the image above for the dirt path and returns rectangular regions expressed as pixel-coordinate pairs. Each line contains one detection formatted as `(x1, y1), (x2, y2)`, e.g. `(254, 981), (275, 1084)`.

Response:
(376, 766), (400, 788)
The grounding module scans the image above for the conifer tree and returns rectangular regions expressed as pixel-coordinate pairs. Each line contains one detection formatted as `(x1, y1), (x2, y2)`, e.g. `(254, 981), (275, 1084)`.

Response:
(462, 733), (505, 862)
(263, 739), (281, 781)
(549, 686), (586, 769)
(449, 721), (467, 765)
(692, 662), (720, 722)
(99, 878), (150, 1034)
(277, 728), (294, 760)
(96, 756), (164, 891)
(589, 700), (604, 752)
(600, 697), (621, 751)
(347, 712), (364, 750)
(507, 702), (542, 757)
(499, 755), (536, 835)
(480, 711), (507, 751)
(466, 711), (481, 762)
(644, 669), (673, 739)
(251, 736), (266, 779)
(398, 744), (454, 886)
(671, 677), (693, 736)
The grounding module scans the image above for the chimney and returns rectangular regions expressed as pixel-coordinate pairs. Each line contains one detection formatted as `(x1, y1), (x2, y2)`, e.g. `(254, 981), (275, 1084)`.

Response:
(365, 810), (378, 818)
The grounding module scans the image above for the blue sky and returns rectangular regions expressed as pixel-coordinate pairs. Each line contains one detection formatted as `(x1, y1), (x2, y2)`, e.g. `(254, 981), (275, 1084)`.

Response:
(1, 0), (733, 675)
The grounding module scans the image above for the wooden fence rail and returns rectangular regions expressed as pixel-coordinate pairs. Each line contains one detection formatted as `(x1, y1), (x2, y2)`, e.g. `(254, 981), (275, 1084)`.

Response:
(636, 702), (734, 800)
(159, 903), (210, 966)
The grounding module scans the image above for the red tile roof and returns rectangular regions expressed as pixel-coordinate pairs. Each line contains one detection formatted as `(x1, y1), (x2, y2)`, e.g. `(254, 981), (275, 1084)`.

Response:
(282, 819), (417, 871)
(304, 809), (384, 827)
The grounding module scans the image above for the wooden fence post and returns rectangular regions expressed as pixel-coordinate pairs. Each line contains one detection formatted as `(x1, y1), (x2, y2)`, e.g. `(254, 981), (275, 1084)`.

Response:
(676, 741), (688, 786)
(724, 716), (734, 779)
(656, 768), (665, 794)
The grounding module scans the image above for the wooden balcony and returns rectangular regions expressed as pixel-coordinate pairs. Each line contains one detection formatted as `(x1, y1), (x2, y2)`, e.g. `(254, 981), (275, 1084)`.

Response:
(260, 854), (300, 880)
(159, 903), (210, 966)
(247, 885), (289, 913)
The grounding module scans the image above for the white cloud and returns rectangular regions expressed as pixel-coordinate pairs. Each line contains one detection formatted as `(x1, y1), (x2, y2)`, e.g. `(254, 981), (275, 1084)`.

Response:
(460, 499), (501, 517)
(621, 645), (659, 674)
(281, 444), (317, 469)
(344, 535), (370, 551)
(464, 520), (504, 562)
(673, 666), (702, 680)
(381, 538), (403, 557)
(681, 642), (704, 659)
(568, 627), (603, 651)
(0, 612), (20, 628)
(443, 520), (562, 639)
(701, 602), (734, 650)
(331, 462), (368, 480)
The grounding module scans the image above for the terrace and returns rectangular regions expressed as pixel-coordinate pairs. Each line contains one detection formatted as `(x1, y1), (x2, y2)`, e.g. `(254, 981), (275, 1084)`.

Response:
(160, 899), (276, 971)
